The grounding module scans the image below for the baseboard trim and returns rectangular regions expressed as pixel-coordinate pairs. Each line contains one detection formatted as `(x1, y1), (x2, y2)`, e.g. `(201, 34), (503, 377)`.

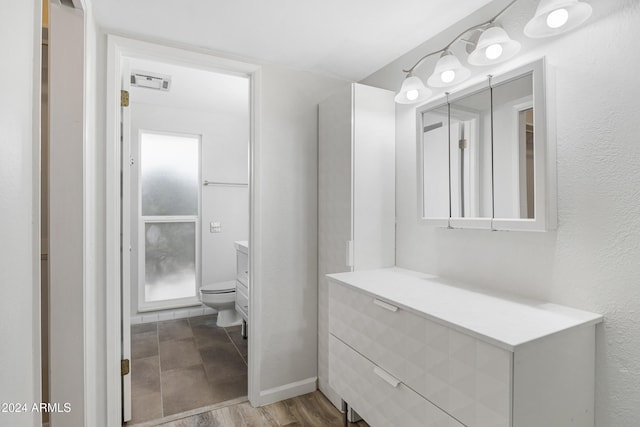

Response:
(256, 377), (317, 407)
(130, 306), (216, 325)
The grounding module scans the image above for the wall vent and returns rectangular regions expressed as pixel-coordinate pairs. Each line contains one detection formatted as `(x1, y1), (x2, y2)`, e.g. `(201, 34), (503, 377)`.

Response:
(131, 70), (172, 92)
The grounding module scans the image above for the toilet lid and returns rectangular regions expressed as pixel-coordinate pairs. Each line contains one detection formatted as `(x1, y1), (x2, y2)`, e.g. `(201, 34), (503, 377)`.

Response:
(200, 280), (236, 294)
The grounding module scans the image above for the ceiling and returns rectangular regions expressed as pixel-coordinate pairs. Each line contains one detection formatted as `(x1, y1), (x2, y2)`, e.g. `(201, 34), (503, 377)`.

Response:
(91, 0), (495, 81)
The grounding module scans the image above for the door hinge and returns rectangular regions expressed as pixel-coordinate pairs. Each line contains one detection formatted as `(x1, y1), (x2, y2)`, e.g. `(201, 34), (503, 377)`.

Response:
(121, 90), (129, 107)
(121, 359), (130, 376)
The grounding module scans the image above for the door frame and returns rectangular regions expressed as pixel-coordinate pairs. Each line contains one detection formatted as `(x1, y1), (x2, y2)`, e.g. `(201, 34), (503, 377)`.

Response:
(105, 35), (261, 424)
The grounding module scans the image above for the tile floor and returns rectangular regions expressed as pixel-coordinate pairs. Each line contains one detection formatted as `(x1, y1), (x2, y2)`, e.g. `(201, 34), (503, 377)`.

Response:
(127, 314), (248, 424)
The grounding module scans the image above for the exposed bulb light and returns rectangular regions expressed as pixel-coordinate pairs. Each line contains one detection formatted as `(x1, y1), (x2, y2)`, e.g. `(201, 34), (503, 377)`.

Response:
(485, 43), (503, 60)
(441, 70), (456, 83)
(524, 0), (592, 38)
(406, 89), (419, 101)
(394, 74), (432, 104)
(468, 26), (520, 66)
(546, 8), (569, 28)
(427, 52), (470, 88)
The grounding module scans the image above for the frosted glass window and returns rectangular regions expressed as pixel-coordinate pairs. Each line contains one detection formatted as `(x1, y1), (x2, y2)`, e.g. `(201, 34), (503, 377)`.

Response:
(144, 222), (196, 302)
(141, 132), (199, 216)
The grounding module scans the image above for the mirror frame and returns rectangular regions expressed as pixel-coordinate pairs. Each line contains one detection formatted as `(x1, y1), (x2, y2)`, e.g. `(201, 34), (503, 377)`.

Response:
(416, 58), (557, 231)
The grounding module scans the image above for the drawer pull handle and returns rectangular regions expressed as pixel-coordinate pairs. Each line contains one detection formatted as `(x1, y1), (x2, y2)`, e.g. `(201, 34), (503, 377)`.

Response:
(373, 367), (400, 388)
(373, 299), (398, 312)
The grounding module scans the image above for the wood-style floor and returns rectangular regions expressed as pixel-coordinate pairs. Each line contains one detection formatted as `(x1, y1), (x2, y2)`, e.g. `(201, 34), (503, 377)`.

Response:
(147, 391), (369, 427)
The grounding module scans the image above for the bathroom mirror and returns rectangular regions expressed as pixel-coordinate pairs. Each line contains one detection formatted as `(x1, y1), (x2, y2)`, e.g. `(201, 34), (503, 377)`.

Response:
(418, 103), (450, 225)
(491, 73), (534, 220)
(448, 85), (493, 229)
(416, 58), (556, 231)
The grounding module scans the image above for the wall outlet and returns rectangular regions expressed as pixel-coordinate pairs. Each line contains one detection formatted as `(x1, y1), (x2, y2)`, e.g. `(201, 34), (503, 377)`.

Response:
(210, 222), (222, 233)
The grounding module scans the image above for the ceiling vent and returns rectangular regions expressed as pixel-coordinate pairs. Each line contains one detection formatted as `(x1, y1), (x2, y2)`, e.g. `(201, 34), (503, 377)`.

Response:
(131, 70), (171, 91)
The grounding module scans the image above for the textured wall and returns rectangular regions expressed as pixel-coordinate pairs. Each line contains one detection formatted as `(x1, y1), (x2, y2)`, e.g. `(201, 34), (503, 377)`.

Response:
(362, 1), (640, 425)
(0, 1), (40, 426)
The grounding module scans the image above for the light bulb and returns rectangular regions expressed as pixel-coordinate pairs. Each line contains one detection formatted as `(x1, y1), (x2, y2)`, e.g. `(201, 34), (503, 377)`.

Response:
(485, 43), (503, 60)
(406, 89), (419, 101)
(546, 8), (569, 29)
(441, 70), (456, 83)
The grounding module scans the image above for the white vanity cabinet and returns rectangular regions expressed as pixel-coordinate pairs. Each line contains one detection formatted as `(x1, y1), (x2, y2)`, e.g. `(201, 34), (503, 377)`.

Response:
(327, 268), (603, 427)
(318, 83), (396, 408)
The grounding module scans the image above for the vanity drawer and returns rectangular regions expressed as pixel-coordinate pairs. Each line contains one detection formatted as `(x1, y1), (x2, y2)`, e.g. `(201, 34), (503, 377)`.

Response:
(329, 281), (512, 427)
(235, 280), (248, 319)
(329, 280), (408, 379)
(329, 334), (465, 427)
(236, 251), (248, 283)
(236, 277), (248, 296)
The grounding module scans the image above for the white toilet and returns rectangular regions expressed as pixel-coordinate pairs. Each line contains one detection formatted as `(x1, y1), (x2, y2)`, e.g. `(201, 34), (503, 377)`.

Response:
(199, 280), (243, 327)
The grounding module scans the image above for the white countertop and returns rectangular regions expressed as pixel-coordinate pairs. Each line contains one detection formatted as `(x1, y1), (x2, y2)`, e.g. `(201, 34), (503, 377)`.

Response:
(234, 240), (248, 253)
(326, 268), (603, 351)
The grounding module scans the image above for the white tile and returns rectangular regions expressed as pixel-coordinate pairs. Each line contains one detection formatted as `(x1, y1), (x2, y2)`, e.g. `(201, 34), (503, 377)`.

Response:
(142, 314), (159, 323)
(188, 307), (205, 317)
(157, 311), (174, 321)
(130, 316), (142, 325)
(173, 310), (190, 319)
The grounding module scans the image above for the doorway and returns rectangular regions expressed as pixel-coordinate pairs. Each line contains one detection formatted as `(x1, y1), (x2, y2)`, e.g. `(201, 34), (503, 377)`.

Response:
(106, 38), (259, 424)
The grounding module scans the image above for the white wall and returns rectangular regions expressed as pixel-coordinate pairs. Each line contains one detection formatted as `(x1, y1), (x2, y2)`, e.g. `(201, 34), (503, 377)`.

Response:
(253, 64), (346, 400)
(129, 102), (249, 316)
(362, 1), (640, 425)
(0, 1), (41, 426)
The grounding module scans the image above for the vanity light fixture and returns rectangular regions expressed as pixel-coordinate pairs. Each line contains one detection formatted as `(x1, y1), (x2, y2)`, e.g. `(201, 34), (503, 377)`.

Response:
(524, 0), (592, 38)
(395, 0), (593, 104)
(395, 73), (432, 104)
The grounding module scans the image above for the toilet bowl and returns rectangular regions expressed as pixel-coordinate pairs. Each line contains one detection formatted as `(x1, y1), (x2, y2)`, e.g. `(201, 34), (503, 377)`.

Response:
(199, 280), (243, 327)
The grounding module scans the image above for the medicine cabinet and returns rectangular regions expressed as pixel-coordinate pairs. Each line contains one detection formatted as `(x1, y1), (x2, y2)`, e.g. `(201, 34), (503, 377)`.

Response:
(416, 58), (556, 231)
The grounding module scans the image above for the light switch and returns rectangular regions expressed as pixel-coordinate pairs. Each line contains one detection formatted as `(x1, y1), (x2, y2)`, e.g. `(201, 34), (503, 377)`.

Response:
(210, 222), (222, 233)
